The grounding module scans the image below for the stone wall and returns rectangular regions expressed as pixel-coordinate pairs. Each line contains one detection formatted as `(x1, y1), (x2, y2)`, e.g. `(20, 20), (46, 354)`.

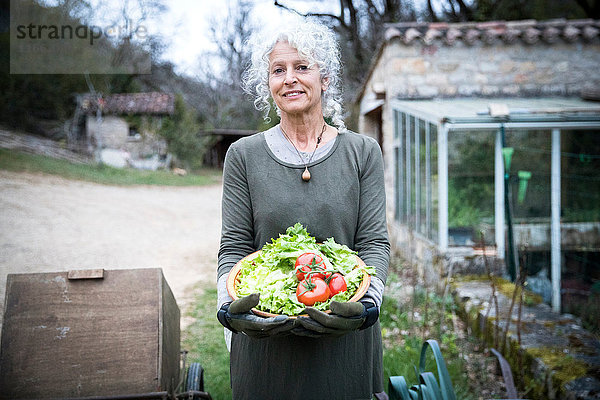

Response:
(453, 279), (600, 400)
(85, 115), (167, 160)
(86, 115), (128, 149)
(367, 40), (600, 101)
(392, 223), (506, 286)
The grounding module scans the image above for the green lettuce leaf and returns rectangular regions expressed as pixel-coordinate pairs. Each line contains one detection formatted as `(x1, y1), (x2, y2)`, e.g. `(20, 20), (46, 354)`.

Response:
(234, 223), (375, 315)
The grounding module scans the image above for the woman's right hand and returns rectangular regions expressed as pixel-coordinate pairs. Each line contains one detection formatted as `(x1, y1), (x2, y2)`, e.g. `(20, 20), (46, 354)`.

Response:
(291, 301), (379, 338)
(217, 293), (295, 338)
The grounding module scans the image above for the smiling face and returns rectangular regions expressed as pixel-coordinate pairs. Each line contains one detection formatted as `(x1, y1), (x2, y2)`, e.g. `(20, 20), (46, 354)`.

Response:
(268, 41), (328, 119)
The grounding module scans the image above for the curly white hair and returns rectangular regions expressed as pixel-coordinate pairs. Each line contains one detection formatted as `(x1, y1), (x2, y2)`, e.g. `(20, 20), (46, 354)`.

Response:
(242, 18), (345, 131)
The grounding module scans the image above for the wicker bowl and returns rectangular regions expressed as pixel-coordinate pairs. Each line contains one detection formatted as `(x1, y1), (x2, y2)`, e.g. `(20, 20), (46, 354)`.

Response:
(226, 250), (371, 318)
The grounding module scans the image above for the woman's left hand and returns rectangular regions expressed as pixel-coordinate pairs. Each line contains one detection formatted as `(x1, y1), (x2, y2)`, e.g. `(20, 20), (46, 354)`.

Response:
(218, 293), (296, 338)
(292, 301), (379, 337)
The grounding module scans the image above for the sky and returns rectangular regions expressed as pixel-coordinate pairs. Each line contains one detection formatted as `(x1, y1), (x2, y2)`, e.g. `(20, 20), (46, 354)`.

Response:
(155, 0), (340, 76)
(33, 0), (349, 76)
(62, 0), (434, 77)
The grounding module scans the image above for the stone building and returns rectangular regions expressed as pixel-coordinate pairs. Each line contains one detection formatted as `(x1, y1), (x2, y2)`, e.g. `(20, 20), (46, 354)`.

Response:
(70, 92), (175, 169)
(358, 19), (600, 149)
(357, 19), (600, 313)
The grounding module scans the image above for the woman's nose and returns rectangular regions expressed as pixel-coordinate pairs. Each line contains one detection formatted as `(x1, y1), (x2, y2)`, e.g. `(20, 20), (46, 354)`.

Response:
(284, 69), (297, 85)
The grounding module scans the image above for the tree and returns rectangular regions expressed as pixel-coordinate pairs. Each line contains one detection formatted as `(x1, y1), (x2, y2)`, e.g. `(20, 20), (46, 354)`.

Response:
(574, 0), (600, 18)
(159, 94), (211, 171)
(0, 0), (172, 136)
(195, 0), (264, 130)
(431, 0), (590, 21)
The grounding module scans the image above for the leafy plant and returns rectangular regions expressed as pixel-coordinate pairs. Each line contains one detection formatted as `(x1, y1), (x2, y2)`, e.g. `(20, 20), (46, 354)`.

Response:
(388, 339), (456, 400)
(381, 280), (477, 400)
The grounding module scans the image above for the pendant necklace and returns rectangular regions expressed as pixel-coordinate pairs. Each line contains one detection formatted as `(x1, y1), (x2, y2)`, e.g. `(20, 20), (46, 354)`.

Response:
(280, 123), (326, 182)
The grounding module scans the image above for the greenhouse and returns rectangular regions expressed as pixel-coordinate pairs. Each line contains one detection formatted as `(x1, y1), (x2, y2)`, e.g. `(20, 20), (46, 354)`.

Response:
(391, 97), (600, 313)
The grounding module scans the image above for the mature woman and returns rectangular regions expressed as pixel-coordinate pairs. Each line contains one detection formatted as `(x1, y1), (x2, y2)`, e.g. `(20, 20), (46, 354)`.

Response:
(216, 18), (390, 400)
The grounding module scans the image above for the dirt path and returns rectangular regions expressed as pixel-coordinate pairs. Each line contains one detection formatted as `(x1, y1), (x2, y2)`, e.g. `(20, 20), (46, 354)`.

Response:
(0, 170), (222, 334)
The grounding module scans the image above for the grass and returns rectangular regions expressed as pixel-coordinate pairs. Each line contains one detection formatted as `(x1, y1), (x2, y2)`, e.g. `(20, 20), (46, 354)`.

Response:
(0, 148), (222, 186)
(182, 285), (232, 400)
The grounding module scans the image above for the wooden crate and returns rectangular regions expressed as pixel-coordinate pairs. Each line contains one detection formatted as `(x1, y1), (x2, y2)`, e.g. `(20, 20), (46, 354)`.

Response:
(0, 268), (180, 399)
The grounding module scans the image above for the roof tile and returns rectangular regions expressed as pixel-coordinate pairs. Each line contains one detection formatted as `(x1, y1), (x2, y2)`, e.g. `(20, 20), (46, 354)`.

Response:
(523, 27), (541, 44)
(445, 27), (462, 45)
(583, 25), (599, 40)
(424, 28), (443, 44)
(563, 25), (580, 41)
(542, 26), (560, 43)
(79, 92), (175, 115)
(385, 19), (600, 46)
(404, 27), (422, 44)
(464, 28), (480, 44)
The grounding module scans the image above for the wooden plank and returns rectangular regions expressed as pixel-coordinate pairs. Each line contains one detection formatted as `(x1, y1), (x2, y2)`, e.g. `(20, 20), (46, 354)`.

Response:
(68, 269), (105, 280)
(0, 268), (179, 399)
(160, 270), (181, 393)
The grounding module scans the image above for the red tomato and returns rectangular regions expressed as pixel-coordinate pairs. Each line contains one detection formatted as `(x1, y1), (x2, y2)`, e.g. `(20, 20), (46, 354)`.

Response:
(327, 273), (347, 297)
(296, 277), (330, 306)
(294, 252), (326, 281)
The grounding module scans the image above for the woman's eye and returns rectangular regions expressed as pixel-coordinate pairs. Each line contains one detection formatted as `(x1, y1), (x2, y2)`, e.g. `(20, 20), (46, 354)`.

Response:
(272, 67), (284, 74)
(298, 65), (308, 71)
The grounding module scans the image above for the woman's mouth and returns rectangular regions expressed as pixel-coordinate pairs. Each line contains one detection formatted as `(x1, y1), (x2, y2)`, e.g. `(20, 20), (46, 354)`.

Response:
(283, 91), (303, 97)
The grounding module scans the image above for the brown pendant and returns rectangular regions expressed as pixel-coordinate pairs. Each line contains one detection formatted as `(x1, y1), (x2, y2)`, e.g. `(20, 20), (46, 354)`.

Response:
(302, 167), (311, 182)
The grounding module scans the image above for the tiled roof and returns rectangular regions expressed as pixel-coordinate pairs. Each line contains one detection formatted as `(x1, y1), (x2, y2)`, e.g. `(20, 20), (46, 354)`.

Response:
(80, 92), (175, 115)
(384, 19), (600, 46)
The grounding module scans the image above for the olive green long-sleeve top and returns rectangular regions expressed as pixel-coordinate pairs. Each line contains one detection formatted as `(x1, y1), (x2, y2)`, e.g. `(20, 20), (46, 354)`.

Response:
(218, 126), (390, 400)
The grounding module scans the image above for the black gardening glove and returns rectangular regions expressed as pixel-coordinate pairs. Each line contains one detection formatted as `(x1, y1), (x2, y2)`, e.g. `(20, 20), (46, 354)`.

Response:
(292, 300), (379, 338)
(217, 293), (295, 338)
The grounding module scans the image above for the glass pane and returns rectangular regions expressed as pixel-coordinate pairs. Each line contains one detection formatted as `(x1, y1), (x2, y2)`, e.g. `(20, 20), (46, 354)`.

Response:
(447, 130), (496, 246)
(399, 113), (406, 223)
(393, 111), (404, 223)
(419, 119), (427, 236)
(405, 115), (410, 227)
(414, 119), (421, 233)
(561, 129), (600, 223)
(430, 124), (438, 243)
(393, 110), (399, 139)
(409, 115), (416, 229)
(394, 145), (400, 222)
(559, 129), (600, 332)
(507, 130), (551, 220)
(505, 129), (551, 295)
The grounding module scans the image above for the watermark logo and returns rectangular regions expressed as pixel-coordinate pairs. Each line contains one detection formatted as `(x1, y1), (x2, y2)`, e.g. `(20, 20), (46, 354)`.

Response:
(10, 0), (152, 74)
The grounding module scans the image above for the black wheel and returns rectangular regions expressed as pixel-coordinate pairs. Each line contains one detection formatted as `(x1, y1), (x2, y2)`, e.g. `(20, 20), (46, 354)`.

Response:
(185, 362), (205, 392)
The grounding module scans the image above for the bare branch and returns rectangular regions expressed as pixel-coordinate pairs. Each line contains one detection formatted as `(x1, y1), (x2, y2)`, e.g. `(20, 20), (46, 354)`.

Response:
(454, 0), (474, 21)
(427, 0), (439, 22)
(384, 0), (402, 22)
(273, 1), (347, 27)
(446, 0), (459, 22)
(339, 0), (346, 23)
(364, 0), (383, 19)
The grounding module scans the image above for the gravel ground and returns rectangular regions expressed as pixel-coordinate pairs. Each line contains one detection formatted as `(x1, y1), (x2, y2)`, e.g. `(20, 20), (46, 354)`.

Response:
(0, 170), (222, 336)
